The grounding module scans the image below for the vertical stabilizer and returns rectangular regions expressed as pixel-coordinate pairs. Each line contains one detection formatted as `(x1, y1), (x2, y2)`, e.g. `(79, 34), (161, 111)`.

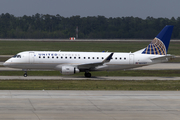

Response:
(142, 25), (173, 55)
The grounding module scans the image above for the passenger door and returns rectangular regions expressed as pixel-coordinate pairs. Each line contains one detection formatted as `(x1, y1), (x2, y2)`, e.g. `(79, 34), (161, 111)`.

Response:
(129, 54), (134, 64)
(29, 52), (34, 63)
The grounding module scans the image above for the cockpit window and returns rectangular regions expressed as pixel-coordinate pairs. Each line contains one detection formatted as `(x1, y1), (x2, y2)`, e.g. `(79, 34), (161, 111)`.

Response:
(17, 55), (21, 58)
(12, 55), (17, 58)
(12, 55), (21, 58)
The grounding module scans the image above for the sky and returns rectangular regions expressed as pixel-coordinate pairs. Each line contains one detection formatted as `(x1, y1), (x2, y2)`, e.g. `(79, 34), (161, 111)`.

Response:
(0, 0), (180, 19)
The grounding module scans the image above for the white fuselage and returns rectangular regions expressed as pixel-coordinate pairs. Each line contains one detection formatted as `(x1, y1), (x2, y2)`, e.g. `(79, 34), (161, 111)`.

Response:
(3, 25), (173, 77)
(4, 51), (167, 72)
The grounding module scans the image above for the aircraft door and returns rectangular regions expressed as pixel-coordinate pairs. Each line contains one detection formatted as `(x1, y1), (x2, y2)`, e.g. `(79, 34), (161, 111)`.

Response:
(129, 54), (134, 64)
(29, 52), (34, 63)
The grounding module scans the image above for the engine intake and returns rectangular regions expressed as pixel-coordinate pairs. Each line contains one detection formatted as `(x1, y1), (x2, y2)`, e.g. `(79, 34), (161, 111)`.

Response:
(61, 66), (80, 75)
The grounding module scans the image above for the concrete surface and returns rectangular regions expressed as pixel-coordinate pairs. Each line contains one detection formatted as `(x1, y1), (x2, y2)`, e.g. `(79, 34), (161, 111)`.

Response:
(0, 90), (180, 120)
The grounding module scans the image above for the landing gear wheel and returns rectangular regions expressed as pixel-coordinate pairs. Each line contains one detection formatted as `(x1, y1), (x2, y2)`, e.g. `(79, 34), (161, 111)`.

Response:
(84, 72), (91, 78)
(23, 73), (28, 77)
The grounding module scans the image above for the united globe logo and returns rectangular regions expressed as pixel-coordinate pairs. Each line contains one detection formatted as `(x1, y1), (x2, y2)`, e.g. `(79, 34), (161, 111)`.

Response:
(142, 38), (166, 55)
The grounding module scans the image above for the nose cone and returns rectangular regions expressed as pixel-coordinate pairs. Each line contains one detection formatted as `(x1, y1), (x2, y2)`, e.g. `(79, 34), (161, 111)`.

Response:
(3, 59), (11, 67)
(3, 61), (8, 67)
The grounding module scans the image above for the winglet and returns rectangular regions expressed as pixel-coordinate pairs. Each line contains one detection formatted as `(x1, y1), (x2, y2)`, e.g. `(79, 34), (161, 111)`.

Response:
(103, 53), (114, 63)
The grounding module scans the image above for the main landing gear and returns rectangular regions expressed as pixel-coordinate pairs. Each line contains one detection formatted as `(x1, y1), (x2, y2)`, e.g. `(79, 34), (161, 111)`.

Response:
(84, 72), (91, 78)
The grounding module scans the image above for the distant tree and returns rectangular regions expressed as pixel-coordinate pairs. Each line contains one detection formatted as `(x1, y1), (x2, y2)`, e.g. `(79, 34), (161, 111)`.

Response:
(0, 13), (179, 39)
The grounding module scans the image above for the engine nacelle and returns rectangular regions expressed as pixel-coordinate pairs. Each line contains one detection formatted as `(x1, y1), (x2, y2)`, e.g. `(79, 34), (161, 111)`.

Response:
(61, 66), (80, 75)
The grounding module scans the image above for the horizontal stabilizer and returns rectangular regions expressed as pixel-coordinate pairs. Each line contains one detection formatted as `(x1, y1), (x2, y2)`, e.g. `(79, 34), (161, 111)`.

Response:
(150, 55), (174, 61)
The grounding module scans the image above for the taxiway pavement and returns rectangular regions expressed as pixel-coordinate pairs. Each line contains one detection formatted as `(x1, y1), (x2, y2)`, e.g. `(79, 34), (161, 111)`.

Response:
(0, 62), (180, 80)
(0, 90), (180, 120)
(0, 76), (180, 80)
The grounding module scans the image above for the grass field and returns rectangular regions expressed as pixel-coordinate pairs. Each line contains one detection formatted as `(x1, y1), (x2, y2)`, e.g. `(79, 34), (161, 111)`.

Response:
(0, 80), (180, 90)
(0, 41), (179, 55)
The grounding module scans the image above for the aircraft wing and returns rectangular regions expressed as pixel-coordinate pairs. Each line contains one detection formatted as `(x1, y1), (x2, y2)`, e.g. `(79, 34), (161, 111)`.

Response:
(77, 53), (114, 70)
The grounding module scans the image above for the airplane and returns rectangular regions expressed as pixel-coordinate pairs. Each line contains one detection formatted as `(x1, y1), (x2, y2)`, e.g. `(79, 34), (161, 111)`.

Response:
(3, 25), (174, 77)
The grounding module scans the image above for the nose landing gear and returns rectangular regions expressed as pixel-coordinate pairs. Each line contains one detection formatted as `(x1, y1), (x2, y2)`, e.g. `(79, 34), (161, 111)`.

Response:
(24, 72), (28, 77)
(23, 69), (28, 77)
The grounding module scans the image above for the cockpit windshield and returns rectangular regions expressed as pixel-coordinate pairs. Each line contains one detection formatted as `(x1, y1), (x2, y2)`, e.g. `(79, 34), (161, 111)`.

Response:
(12, 55), (21, 58)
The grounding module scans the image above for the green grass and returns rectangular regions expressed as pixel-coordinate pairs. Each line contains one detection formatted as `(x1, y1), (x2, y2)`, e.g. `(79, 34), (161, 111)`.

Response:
(1, 70), (180, 77)
(0, 41), (147, 54)
(0, 41), (179, 55)
(0, 80), (180, 90)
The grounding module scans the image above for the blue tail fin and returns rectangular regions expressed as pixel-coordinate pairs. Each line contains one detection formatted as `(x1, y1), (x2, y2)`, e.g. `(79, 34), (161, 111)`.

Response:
(142, 25), (173, 55)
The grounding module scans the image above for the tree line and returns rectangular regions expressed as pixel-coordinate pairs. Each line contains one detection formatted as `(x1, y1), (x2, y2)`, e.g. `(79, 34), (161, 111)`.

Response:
(0, 13), (180, 39)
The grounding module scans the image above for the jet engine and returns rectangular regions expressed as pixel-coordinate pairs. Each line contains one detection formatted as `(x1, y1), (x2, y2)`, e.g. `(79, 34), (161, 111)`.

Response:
(61, 66), (80, 75)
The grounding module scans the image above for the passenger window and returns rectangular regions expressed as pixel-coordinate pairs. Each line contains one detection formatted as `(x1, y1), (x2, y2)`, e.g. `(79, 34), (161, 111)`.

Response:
(124, 58), (126, 60)
(39, 56), (41, 58)
(88, 57), (90, 59)
(43, 56), (45, 58)
(97, 57), (99, 59)
(102, 57), (104, 59)
(48, 56), (50, 58)
(120, 57), (122, 60)
(61, 57), (63, 59)
(115, 57), (117, 60)
(84, 57), (86, 59)
(52, 56), (54, 59)
(70, 57), (72, 59)
(56, 57), (58, 59)
(79, 57), (81, 59)
(74, 57), (76, 59)
(92, 57), (94, 59)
